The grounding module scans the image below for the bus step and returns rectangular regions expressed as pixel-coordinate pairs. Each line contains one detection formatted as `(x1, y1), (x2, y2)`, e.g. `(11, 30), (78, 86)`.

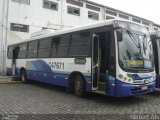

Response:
(98, 82), (106, 91)
(93, 90), (106, 95)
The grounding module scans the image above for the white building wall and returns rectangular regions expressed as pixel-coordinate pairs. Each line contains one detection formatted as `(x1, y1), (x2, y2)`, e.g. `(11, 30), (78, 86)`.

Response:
(0, 0), (3, 74)
(0, 0), (9, 74)
(8, 0), (62, 43)
(62, 1), (103, 27)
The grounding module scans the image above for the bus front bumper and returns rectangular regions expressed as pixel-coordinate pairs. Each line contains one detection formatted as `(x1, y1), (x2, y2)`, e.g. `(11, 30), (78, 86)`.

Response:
(115, 80), (156, 97)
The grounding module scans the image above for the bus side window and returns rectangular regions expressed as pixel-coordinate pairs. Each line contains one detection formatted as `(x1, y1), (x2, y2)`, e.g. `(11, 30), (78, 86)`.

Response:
(69, 32), (90, 57)
(13, 47), (19, 59)
(18, 43), (28, 59)
(27, 41), (38, 58)
(8, 46), (14, 59)
(38, 38), (51, 58)
(51, 36), (69, 57)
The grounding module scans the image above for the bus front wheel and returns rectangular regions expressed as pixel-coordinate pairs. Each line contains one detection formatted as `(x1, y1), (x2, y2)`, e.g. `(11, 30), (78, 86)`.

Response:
(74, 75), (86, 97)
(20, 70), (27, 82)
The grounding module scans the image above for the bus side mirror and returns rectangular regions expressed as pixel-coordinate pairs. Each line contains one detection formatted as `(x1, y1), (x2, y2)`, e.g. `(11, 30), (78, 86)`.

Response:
(116, 29), (123, 42)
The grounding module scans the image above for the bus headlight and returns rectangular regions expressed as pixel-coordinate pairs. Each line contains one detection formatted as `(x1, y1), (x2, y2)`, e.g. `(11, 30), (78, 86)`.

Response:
(128, 79), (132, 82)
(124, 77), (127, 81)
(118, 74), (133, 83)
(118, 74), (124, 79)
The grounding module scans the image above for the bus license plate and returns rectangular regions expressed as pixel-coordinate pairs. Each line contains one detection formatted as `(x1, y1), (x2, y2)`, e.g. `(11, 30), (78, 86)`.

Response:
(141, 86), (147, 90)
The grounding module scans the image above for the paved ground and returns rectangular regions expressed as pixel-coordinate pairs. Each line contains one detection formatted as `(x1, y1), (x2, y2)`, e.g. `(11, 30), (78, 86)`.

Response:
(0, 80), (160, 120)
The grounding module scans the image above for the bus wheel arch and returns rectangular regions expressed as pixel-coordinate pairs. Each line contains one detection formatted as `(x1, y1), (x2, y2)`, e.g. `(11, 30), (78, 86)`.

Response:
(20, 68), (27, 82)
(68, 71), (86, 97)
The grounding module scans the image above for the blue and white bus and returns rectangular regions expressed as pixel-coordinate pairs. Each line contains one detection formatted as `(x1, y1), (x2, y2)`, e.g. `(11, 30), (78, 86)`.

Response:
(150, 31), (160, 87)
(6, 19), (156, 97)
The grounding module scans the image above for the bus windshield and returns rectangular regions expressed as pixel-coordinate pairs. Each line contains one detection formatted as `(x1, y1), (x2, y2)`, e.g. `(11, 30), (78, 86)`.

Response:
(116, 22), (154, 72)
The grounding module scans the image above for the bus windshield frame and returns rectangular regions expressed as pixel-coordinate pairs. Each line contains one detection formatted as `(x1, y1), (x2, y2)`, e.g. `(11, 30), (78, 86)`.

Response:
(115, 21), (154, 72)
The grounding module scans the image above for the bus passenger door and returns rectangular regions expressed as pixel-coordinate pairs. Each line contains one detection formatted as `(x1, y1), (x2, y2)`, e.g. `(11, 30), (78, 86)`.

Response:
(12, 47), (19, 76)
(92, 34), (100, 90)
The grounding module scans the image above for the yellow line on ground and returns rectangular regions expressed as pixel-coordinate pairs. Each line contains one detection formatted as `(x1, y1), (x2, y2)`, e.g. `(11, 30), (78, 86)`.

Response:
(0, 81), (23, 84)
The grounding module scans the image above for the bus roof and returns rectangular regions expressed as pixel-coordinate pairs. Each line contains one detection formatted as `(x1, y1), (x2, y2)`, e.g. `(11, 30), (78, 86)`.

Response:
(8, 19), (146, 45)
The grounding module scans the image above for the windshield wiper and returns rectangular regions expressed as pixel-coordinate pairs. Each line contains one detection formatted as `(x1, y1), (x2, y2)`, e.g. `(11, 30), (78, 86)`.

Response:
(126, 30), (141, 49)
(142, 34), (147, 54)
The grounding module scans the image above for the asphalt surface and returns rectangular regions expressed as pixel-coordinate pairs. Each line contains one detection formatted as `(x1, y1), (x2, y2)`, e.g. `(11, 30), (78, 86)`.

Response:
(0, 81), (160, 120)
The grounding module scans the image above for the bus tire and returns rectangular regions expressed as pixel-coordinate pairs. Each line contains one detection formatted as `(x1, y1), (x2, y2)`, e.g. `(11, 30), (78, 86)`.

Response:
(66, 75), (75, 94)
(20, 69), (27, 82)
(74, 74), (86, 97)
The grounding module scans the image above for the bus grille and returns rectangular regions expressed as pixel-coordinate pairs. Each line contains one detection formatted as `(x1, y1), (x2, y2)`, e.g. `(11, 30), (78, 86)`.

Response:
(133, 79), (151, 85)
(133, 80), (144, 85)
